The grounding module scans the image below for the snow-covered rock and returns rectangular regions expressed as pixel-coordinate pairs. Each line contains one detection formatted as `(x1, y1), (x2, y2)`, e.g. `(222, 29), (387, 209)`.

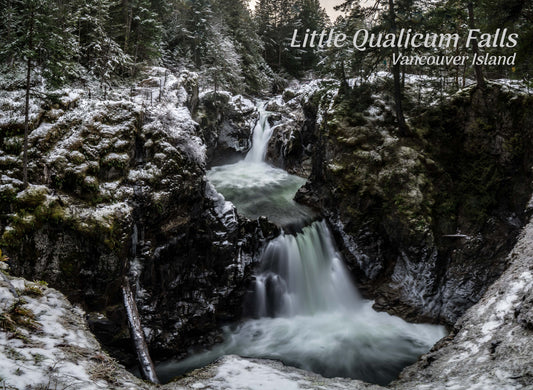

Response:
(169, 355), (384, 390)
(0, 275), (149, 390)
(393, 214), (533, 390)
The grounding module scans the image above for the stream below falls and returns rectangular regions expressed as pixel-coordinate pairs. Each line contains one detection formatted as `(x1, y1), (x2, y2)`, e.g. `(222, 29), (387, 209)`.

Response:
(156, 104), (446, 386)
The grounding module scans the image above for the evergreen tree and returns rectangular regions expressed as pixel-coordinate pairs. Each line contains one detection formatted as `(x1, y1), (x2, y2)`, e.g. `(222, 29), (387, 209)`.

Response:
(255, 0), (301, 74)
(0, 0), (77, 187)
(76, 0), (131, 83)
(213, 0), (270, 93)
(201, 18), (244, 92)
(295, 0), (329, 70)
(110, 0), (162, 70)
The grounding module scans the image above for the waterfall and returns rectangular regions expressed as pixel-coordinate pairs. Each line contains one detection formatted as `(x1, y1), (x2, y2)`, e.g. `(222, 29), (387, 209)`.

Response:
(157, 100), (446, 386)
(244, 105), (273, 163)
(248, 220), (360, 317)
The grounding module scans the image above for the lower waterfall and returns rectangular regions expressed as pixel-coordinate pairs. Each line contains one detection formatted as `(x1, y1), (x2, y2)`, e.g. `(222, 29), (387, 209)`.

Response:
(156, 220), (445, 385)
(156, 104), (446, 385)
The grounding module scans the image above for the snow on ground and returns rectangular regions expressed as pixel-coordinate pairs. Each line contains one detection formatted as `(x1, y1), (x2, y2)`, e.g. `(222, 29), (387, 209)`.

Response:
(0, 274), (386, 390)
(168, 355), (384, 390)
(393, 211), (533, 390)
(0, 275), (148, 390)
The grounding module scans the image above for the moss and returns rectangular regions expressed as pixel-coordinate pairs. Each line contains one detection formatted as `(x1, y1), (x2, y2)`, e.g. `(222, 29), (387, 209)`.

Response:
(101, 153), (130, 169)
(0, 185), (17, 205)
(1, 200), (66, 248)
(21, 284), (44, 297)
(15, 186), (49, 210)
(0, 298), (41, 340)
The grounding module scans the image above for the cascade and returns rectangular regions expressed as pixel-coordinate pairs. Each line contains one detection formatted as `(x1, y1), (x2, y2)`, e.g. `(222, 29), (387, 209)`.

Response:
(244, 104), (274, 163)
(157, 103), (446, 385)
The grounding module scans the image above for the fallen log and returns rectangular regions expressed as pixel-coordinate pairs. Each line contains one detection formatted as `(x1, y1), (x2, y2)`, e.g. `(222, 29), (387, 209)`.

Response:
(122, 276), (159, 384)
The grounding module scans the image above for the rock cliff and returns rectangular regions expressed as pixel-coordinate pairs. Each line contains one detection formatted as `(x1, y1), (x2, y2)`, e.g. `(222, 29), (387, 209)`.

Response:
(0, 68), (274, 363)
(292, 79), (533, 324)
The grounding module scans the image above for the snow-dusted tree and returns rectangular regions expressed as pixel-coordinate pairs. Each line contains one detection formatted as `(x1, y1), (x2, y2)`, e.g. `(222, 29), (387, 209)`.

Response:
(0, 0), (77, 187)
(76, 0), (131, 83)
(130, 0), (162, 64)
(213, 0), (271, 93)
(0, 0), (17, 67)
(202, 19), (244, 93)
(255, 0), (296, 71)
(110, 0), (162, 69)
(294, 0), (329, 70)
(254, 0), (326, 75)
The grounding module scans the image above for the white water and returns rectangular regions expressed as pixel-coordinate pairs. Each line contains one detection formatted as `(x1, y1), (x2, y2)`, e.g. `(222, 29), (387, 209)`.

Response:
(157, 104), (446, 385)
(244, 105), (274, 163)
(250, 221), (360, 317)
(207, 106), (313, 227)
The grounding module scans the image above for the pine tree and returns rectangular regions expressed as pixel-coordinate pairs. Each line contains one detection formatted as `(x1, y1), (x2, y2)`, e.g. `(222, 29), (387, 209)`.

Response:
(387, 0), (409, 135)
(76, 0), (131, 83)
(0, 0), (77, 188)
(294, 0), (328, 70)
(255, 0), (301, 74)
(213, 0), (270, 93)
(110, 0), (162, 71)
(130, 0), (162, 64)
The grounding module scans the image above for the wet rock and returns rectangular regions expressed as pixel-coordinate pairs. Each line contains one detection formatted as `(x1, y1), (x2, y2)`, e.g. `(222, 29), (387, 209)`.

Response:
(298, 82), (533, 325)
(196, 91), (258, 166)
(393, 215), (533, 389)
(0, 68), (270, 364)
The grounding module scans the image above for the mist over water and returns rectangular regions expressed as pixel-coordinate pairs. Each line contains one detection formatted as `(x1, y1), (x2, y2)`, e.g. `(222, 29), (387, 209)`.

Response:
(207, 161), (313, 227)
(157, 104), (446, 385)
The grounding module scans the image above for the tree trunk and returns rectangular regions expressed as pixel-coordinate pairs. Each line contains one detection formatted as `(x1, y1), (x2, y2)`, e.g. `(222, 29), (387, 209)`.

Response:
(122, 277), (159, 384)
(23, 10), (35, 189)
(123, 0), (132, 53)
(467, 2), (485, 88)
(388, 0), (409, 136)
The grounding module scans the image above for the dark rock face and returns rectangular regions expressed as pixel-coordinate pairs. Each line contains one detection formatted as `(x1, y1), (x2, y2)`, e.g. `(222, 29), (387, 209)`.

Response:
(265, 96), (315, 177)
(0, 69), (274, 362)
(196, 92), (258, 167)
(294, 82), (533, 324)
(393, 213), (533, 389)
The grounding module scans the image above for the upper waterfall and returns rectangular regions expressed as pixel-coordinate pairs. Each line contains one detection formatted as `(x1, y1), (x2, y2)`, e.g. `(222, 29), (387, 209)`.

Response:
(244, 105), (274, 163)
(158, 100), (446, 386)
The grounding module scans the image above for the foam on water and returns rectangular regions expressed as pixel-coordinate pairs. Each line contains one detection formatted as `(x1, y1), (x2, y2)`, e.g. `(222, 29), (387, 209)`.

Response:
(156, 222), (446, 385)
(207, 161), (312, 226)
(156, 102), (446, 386)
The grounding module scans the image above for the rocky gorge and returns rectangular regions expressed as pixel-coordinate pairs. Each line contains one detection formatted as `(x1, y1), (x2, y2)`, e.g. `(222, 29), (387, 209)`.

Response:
(1, 67), (533, 388)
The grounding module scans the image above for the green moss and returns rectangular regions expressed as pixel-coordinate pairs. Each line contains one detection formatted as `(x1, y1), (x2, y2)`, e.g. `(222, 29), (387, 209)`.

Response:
(101, 154), (130, 169)
(0, 185), (17, 205)
(1, 200), (66, 248)
(15, 186), (49, 209)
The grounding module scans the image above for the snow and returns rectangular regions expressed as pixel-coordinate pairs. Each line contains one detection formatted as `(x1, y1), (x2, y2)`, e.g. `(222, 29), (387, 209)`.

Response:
(63, 201), (132, 231)
(394, 216), (533, 390)
(214, 357), (301, 390)
(0, 278), (102, 389)
(0, 275), (154, 390)
(143, 102), (206, 166)
(230, 94), (255, 114)
(205, 182), (238, 229)
(170, 355), (382, 390)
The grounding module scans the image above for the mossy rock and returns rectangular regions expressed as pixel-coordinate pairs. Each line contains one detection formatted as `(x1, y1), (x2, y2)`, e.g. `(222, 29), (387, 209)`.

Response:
(15, 186), (50, 210)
